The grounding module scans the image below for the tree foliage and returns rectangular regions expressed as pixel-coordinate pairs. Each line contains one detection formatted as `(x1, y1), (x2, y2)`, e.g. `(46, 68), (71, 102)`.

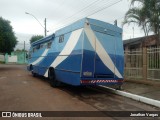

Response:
(123, 0), (160, 36)
(0, 17), (17, 54)
(30, 35), (43, 44)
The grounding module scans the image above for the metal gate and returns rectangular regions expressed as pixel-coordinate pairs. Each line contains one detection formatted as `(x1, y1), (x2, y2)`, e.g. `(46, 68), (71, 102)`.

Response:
(147, 46), (160, 80)
(124, 50), (143, 80)
(124, 47), (160, 81)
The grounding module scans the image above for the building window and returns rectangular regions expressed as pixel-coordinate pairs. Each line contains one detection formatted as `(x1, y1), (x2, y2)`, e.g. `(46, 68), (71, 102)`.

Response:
(59, 35), (64, 43)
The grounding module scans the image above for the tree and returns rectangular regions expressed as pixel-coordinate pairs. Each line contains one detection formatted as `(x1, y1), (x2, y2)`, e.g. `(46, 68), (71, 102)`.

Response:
(30, 35), (43, 44)
(0, 17), (17, 54)
(123, 7), (150, 36)
(148, 0), (160, 35)
(123, 0), (160, 37)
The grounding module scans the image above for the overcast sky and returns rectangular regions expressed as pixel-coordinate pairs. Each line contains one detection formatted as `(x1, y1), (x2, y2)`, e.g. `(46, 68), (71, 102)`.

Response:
(0, 0), (146, 50)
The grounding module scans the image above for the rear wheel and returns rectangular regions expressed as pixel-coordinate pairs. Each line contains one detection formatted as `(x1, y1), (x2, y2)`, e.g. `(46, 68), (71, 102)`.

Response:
(31, 70), (37, 77)
(48, 68), (60, 87)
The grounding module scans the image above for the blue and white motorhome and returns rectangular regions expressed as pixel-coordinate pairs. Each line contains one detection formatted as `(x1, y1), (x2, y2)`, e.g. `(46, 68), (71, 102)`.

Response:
(27, 18), (124, 88)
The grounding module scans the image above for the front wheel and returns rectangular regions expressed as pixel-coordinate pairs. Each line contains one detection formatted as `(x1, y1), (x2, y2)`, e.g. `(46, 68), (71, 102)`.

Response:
(48, 69), (60, 87)
(31, 70), (37, 77)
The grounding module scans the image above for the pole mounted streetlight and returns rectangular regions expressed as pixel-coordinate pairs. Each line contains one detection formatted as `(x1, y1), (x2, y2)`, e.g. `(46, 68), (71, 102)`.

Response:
(25, 12), (47, 36)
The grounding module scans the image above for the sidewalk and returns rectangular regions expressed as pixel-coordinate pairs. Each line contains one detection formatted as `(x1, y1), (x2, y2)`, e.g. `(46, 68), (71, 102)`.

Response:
(122, 80), (160, 101)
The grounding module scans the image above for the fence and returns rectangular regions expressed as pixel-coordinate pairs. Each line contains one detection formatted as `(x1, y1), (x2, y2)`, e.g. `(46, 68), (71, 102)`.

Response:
(124, 46), (160, 81)
(147, 47), (160, 80)
(0, 51), (27, 64)
(13, 51), (27, 64)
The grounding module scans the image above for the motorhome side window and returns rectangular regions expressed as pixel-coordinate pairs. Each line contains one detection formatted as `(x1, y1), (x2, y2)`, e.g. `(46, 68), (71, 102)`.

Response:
(33, 47), (36, 53)
(47, 41), (52, 48)
(32, 45), (40, 53)
(59, 35), (64, 43)
(40, 44), (44, 49)
(36, 45), (40, 49)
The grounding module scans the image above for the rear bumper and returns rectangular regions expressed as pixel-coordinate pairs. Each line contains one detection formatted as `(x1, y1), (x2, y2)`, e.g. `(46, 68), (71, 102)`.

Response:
(80, 79), (123, 85)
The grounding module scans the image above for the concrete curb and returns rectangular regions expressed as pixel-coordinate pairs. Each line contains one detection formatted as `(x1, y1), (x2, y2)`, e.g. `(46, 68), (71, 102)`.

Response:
(100, 85), (160, 108)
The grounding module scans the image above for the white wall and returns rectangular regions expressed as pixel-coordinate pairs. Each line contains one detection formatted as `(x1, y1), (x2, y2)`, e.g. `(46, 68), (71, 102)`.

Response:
(0, 55), (4, 62)
(8, 55), (17, 63)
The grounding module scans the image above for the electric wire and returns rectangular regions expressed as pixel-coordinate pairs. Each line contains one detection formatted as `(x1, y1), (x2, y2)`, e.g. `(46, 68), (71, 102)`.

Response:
(50, 0), (122, 31)
(52, 0), (121, 31)
(49, 0), (114, 31)
(49, 0), (104, 30)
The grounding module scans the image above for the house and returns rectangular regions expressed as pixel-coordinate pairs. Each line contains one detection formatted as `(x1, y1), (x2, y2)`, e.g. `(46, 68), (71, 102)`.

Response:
(123, 35), (159, 51)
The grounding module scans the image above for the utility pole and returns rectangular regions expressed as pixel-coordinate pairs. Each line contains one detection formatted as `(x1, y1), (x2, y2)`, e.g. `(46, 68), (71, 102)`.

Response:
(44, 18), (47, 37)
(114, 20), (117, 26)
(133, 27), (134, 38)
(24, 41), (25, 63)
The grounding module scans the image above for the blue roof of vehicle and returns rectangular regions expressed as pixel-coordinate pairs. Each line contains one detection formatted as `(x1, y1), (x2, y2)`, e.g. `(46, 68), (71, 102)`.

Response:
(55, 18), (122, 36)
(87, 18), (122, 33)
(55, 18), (86, 37)
(32, 18), (122, 46)
(31, 34), (55, 46)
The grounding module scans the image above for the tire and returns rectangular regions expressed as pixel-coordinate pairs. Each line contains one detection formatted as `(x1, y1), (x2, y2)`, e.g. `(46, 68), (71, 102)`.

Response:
(30, 65), (33, 71)
(48, 68), (60, 87)
(31, 70), (37, 77)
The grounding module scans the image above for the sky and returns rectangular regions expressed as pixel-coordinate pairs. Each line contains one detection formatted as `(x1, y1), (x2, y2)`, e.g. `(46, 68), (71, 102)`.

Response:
(0, 0), (147, 50)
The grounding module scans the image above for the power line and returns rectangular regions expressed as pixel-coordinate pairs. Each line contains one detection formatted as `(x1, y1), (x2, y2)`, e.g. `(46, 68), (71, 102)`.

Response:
(50, 0), (104, 30)
(88, 0), (122, 17)
(56, 0), (104, 24)
(108, 16), (124, 25)
(49, 0), (113, 31)
(58, 0), (121, 30)
(51, 0), (122, 31)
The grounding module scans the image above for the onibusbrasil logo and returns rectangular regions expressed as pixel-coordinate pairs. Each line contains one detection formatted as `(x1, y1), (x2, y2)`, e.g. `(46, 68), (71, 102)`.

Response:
(1, 112), (42, 117)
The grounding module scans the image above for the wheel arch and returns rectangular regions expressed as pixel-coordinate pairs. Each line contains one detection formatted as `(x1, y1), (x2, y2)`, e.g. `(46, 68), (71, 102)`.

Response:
(48, 67), (55, 78)
(30, 64), (33, 71)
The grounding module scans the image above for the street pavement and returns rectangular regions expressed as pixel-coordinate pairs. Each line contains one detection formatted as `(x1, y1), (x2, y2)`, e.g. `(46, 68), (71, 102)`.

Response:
(0, 64), (160, 120)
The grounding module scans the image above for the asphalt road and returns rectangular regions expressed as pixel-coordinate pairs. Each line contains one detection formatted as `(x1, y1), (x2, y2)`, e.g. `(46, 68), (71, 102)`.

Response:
(0, 64), (159, 120)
